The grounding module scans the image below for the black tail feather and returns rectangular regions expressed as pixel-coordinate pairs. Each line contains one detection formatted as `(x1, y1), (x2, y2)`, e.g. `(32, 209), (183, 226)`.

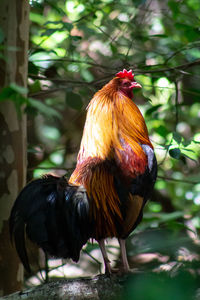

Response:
(9, 212), (31, 273)
(9, 175), (90, 272)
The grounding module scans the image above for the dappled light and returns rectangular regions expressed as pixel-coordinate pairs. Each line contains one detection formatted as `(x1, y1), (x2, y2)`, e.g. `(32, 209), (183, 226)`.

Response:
(1, 0), (200, 298)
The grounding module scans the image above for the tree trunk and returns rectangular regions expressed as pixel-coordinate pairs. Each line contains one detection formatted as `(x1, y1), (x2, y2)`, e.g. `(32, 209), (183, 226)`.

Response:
(0, 0), (29, 296)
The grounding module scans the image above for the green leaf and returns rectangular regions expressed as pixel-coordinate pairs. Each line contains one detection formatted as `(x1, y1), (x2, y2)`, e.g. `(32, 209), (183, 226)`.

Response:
(144, 211), (184, 223)
(0, 84), (27, 101)
(168, 0), (179, 16)
(110, 44), (117, 54)
(44, 21), (62, 26)
(63, 22), (73, 31)
(156, 125), (169, 137)
(0, 86), (15, 101)
(0, 83), (28, 118)
(27, 98), (61, 119)
(41, 28), (59, 36)
(9, 83), (28, 94)
(43, 21), (73, 32)
(182, 153), (197, 161)
(29, 80), (41, 94)
(84, 242), (100, 253)
(71, 35), (82, 42)
(181, 149), (197, 161)
(14, 94), (28, 119)
(182, 140), (192, 147)
(169, 147), (181, 159)
(156, 211), (184, 223)
(65, 91), (83, 110)
(145, 104), (162, 116)
(28, 61), (39, 75)
(77, 24), (96, 36)
(174, 23), (200, 42)
(193, 140), (200, 144)
(173, 132), (182, 144)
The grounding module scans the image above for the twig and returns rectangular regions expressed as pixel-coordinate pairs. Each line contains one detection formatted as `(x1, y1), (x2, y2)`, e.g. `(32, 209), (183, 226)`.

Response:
(125, 38), (135, 59)
(27, 166), (73, 171)
(29, 74), (91, 85)
(164, 42), (200, 64)
(157, 175), (198, 185)
(174, 81), (179, 127)
(73, 11), (95, 24)
(82, 249), (102, 271)
(43, 253), (49, 283)
(28, 88), (64, 98)
(94, 24), (119, 46)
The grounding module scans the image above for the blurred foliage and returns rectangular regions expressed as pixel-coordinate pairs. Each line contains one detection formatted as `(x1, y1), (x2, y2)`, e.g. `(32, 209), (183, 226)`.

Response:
(120, 271), (199, 300)
(1, 0), (200, 297)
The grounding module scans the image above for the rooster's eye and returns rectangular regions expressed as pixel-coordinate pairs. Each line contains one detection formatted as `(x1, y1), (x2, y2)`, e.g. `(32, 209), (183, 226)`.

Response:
(122, 81), (130, 87)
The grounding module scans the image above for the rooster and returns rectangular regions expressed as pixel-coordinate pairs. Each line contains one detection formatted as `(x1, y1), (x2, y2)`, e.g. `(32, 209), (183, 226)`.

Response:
(10, 69), (157, 274)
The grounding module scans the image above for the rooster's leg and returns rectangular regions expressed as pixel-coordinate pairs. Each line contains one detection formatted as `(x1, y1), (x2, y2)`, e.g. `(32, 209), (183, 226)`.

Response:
(118, 238), (130, 272)
(98, 239), (113, 274)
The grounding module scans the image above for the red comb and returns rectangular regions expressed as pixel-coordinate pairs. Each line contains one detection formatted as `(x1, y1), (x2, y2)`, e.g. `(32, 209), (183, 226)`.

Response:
(116, 69), (134, 80)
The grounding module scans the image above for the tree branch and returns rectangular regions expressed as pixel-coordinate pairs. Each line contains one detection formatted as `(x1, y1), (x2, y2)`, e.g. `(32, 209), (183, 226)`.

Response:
(135, 59), (200, 74)
(29, 59), (200, 89)
(1, 275), (128, 300)
(31, 58), (116, 70)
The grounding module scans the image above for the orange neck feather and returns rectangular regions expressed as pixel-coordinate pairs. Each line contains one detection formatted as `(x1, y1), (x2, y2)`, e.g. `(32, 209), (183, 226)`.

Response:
(69, 78), (152, 238)
(76, 78), (152, 165)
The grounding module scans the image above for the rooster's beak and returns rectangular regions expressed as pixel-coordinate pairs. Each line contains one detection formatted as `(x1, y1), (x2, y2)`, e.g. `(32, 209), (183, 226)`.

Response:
(130, 82), (142, 89)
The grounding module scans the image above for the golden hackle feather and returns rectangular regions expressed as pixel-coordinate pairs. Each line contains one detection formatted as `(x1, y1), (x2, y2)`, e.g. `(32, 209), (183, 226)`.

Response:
(69, 158), (122, 237)
(75, 78), (152, 164)
(69, 77), (153, 238)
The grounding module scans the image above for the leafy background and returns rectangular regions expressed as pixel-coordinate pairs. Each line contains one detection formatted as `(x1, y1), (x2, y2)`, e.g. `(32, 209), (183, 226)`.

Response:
(1, 0), (200, 298)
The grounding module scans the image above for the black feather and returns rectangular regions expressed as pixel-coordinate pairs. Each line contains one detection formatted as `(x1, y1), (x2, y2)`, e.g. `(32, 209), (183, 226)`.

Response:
(9, 212), (31, 273)
(9, 175), (90, 272)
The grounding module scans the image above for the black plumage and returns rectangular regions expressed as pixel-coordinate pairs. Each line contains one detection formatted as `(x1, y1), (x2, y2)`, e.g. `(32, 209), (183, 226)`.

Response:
(9, 175), (90, 272)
